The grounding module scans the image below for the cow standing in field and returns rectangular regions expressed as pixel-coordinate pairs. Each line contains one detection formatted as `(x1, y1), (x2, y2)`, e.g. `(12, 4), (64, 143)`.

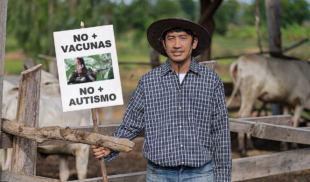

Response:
(0, 70), (91, 181)
(227, 54), (310, 156)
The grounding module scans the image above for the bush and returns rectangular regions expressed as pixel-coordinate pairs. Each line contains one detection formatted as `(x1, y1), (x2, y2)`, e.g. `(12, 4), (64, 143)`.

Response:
(281, 23), (310, 41)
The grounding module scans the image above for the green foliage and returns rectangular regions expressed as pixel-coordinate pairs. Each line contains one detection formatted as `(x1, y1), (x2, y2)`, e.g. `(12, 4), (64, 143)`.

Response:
(4, 60), (24, 75)
(241, 0), (310, 28)
(179, 0), (196, 21)
(6, 0), (189, 57)
(107, 68), (114, 79)
(213, 0), (241, 35)
(225, 25), (267, 40)
(281, 23), (310, 41)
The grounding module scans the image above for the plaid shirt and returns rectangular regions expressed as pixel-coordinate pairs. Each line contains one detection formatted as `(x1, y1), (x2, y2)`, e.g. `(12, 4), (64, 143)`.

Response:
(105, 57), (232, 181)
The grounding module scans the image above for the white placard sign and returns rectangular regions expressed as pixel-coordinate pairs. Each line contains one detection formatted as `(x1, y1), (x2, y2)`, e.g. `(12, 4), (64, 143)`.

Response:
(53, 25), (123, 112)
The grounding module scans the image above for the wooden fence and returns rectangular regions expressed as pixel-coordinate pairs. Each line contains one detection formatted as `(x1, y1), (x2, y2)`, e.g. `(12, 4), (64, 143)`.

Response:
(1, 114), (310, 181)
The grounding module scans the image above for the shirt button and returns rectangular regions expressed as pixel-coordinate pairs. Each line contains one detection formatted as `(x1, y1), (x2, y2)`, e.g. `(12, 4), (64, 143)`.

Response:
(179, 125), (182, 128)
(181, 162), (184, 165)
(179, 107), (182, 110)
(180, 145), (183, 147)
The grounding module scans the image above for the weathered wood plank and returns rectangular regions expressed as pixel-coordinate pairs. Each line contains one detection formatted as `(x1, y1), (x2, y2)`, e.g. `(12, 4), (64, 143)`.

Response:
(0, 0), (8, 134)
(11, 65), (42, 175)
(252, 122), (310, 145)
(232, 148), (310, 181)
(0, 170), (60, 182)
(199, 60), (217, 71)
(70, 171), (146, 182)
(240, 115), (292, 126)
(0, 124), (143, 149)
(2, 119), (134, 153)
(0, 115), (302, 149)
(229, 119), (255, 134)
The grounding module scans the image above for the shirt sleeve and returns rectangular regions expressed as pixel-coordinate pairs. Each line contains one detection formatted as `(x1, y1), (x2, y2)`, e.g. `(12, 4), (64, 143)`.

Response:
(211, 77), (232, 182)
(104, 79), (145, 163)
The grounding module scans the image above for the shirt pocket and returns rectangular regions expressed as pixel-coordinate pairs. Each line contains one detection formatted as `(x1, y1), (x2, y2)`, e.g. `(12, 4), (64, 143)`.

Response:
(191, 93), (212, 121)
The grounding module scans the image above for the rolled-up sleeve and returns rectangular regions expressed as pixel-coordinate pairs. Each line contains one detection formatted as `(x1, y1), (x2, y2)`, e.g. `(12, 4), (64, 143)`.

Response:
(104, 79), (145, 162)
(211, 77), (232, 181)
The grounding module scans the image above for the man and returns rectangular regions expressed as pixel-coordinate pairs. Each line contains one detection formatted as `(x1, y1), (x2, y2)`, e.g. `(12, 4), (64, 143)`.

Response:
(92, 18), (232, 181)
(67, 57), (105, 84)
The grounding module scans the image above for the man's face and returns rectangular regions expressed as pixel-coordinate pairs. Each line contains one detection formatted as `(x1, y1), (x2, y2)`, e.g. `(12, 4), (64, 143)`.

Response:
(162, 31), (198, 63)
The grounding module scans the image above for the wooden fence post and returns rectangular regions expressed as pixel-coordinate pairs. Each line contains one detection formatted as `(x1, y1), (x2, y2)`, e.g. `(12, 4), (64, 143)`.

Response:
(199, 60), (217, 71)
(11, 65), (42, 175)
(150, 49), (159, 69)
(0, 0), (8, 134)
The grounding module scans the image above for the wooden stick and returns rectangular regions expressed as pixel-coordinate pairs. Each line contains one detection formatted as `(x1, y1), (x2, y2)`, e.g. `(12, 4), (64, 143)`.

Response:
(1, 118), (134, 153)
(92, 108), (109, 182)
(80, 21), (109, 182)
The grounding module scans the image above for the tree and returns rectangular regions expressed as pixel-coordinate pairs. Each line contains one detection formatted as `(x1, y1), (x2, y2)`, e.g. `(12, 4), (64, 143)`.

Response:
(213, 0), (240, 35)
(198, 0), (223, 61)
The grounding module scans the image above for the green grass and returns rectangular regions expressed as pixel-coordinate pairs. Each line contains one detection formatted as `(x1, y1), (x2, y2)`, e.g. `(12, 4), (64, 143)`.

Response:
(4, 60), (24, 75)
(5, 35), (20, 53)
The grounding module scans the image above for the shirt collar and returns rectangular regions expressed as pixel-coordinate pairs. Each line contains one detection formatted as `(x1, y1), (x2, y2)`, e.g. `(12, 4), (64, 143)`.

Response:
(161, 56), (200, 76)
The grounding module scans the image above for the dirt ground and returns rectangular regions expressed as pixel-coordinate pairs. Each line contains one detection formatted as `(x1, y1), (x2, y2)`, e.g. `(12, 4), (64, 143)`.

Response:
(36, 137), (310, 181)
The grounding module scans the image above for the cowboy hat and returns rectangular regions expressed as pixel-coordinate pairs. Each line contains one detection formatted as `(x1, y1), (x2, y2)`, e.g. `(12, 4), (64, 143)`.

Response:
(147, 18), (211, 57)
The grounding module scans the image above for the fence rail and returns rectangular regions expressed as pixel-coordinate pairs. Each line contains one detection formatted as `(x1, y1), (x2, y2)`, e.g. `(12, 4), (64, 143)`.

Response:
(0, 115), (294, 149)
(3, 113), (310, 181)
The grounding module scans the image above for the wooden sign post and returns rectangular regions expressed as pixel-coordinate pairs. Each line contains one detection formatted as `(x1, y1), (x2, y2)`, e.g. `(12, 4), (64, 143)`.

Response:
(81, 22), (109, 182)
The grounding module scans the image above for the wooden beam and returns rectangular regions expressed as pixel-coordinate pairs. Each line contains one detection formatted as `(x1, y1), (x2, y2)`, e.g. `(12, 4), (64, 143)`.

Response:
(199, 60), (217, 71)
(0, 170), (60, 182)
(0, 124), (143, 149)
(0, 0), (8, 134)
(252, 122), (310, 145)
(229, 119), (255, 134)
(11, 65), (42, 175)
(2, 119), (134, 153)
(69, 171), (146, 182)
(232, 148), (310, 181)
(0, 115), (298, 149)
(238, 115), (292, 126)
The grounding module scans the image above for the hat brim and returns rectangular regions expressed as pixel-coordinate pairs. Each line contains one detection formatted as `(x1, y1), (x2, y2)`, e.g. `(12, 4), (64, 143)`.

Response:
(147, 18), (211, 57)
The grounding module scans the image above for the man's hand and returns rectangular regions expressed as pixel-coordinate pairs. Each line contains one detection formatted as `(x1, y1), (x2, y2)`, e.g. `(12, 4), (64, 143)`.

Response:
(80, 77), (86, 82)
(91, 145), (112, 159)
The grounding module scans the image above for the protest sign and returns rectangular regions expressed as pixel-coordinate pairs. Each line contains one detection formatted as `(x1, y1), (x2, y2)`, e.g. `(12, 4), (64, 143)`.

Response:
(54, 25), (123, 112)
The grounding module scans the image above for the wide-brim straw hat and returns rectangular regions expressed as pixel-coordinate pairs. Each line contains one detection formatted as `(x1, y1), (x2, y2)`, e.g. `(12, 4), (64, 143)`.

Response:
(147, 18), (211, 57)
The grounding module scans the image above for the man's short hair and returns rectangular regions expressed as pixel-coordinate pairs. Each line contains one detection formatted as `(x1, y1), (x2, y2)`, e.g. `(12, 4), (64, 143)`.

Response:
(162, 27), (195, 44)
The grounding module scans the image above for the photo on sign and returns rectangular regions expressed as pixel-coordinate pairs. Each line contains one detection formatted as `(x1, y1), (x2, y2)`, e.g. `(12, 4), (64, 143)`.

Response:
(65, 53), (114, 85)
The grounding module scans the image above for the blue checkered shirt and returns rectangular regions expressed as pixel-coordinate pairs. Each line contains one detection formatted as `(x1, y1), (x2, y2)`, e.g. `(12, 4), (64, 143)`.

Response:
(105, 57), (232, 181)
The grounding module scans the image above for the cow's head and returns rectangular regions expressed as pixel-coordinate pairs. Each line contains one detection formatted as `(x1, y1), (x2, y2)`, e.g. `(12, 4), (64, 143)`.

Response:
(41, 70), (61, 97)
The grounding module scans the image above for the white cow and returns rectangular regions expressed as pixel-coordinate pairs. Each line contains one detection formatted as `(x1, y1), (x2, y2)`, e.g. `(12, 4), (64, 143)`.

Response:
(227, 54), (310, 156)
(1, 70), (91, 181)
